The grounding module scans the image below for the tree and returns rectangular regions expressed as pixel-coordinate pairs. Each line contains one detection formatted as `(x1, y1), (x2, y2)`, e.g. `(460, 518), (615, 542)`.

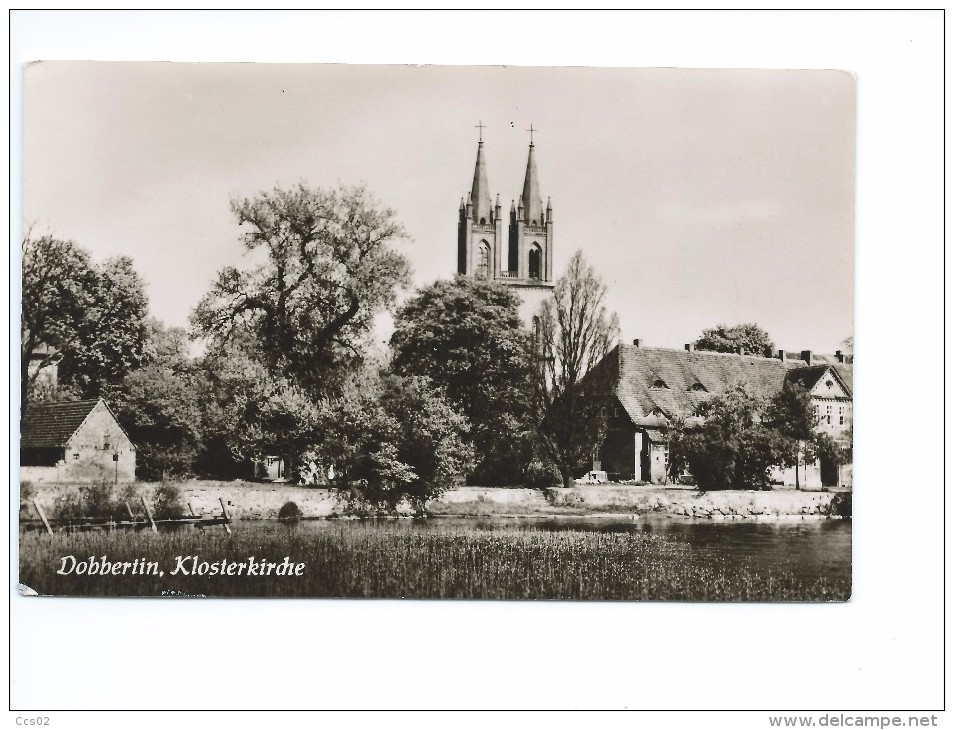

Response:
(674, 384), (788, 491)
(20, 233), (95, 412)
(532, 251), (620, 488)
(305, 373), (472, 511)
(191, 183), (412, 396)
(194, 335), (323, 479)
(764, 380), (818, 489)
(111, 322), (203, 481)
(390, 276), (534, 484)
(695, 323), (774, 355)
(841, 335), (854, 362)
(21, 233), (149, 411)
(58, 255), (149, 398)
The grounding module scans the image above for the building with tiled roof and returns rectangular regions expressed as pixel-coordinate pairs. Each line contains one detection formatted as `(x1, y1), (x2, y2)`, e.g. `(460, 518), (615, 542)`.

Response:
(20, 398), (136, 483)
(590, 341), (852, 487)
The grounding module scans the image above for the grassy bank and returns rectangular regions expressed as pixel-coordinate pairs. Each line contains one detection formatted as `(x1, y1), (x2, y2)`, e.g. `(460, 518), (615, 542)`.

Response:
(19, 521), (849, 601)
(23, 481), (850, 523)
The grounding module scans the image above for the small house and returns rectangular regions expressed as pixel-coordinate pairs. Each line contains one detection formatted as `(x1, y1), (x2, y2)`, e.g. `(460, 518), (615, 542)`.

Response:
(20, 399), (136, 483)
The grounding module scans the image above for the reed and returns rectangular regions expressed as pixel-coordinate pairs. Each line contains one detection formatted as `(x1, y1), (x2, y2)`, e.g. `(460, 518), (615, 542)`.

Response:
(19, 521), (849, 601)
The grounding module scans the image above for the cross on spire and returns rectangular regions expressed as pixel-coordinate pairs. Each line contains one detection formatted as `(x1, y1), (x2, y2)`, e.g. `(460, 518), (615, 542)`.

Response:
(475, 120), (486, 142)
(527, 123), (536, 145)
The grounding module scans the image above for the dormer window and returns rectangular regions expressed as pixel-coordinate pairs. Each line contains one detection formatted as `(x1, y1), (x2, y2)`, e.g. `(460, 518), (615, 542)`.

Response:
(688, 382), (707, 392)
(651, 379), (669, 389)
(650, 407), (666, 418)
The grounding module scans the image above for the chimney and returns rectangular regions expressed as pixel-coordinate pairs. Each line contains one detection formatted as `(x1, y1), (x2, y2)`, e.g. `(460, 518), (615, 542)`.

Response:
(632, 338), (642, 348)
(835, 350), (844, 363)
(685, 343), (694, 353)
(778, 349), (786, 362)
(801, 350), (813, 364)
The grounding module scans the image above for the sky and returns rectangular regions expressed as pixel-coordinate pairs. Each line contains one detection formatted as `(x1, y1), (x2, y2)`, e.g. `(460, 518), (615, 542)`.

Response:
(22, 62), (855, 354)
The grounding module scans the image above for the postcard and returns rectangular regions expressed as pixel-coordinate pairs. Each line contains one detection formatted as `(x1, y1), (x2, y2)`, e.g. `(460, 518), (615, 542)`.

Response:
(18, 63), (854, 601)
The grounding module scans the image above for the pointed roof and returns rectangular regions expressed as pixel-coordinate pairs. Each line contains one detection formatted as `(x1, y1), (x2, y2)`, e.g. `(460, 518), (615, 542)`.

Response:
(785, 365), (852, 397)
(595, 345), (853, 429)
(470, 141), (492, 223)
(521, 142), (544, 224)
(20, 398), (131, 449)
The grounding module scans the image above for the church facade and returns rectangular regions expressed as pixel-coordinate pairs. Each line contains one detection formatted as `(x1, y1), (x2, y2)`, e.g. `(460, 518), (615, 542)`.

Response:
(457, 135), (555, 320)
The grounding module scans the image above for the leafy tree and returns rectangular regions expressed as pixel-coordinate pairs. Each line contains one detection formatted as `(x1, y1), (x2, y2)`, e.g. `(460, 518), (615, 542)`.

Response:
(111, 322), (203, 481)
(532, 251), (620, 488)
(390, 276), (534, 484)
(763, 380), (818, 489)
(58, 255), (149, 398)
(21, 233), (149, 411)
(841, 335), (854, 362)
(191, 183), (412, 397)
(674, 384), (788, 491)
(695, 323), (774, 355)
(20, 233), (95, 412)
(305, 373), (472, 511)
(194, 337), (322, 479)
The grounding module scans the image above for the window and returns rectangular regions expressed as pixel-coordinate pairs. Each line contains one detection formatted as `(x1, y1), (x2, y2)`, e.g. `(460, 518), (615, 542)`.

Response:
(531, 315), (541, 343)
(528, 245), (542, 280)
(479, 217), (486, 225)
(72, 453), (80, 461)
(650, 407), (666, 418)
(476, 242), (490, 279)
(826, 405), (832, 424)
(688, 382), (707, 392)
(839, 406), (844, 425)
(103, 435), (111, 451)
(651, 379), (669, 389)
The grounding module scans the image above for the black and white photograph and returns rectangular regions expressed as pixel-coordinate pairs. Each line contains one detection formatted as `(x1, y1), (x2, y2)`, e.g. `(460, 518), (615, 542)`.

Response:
(9, 9), (944, 717)
(18, 61), (856, 602)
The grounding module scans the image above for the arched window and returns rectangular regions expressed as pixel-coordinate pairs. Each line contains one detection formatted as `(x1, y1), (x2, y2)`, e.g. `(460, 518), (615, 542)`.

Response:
(531, 315), (541, 344)
(476, 242), (490, 279)
(479, 217), (486, 225)
(528, 244), (542, 280)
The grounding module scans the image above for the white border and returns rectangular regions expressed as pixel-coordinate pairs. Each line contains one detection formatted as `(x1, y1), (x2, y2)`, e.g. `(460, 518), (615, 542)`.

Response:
(7, 9), (946, 721)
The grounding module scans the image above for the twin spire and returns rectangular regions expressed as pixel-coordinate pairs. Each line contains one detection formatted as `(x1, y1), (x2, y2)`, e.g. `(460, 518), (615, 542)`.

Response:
(465, 123), (547, 225)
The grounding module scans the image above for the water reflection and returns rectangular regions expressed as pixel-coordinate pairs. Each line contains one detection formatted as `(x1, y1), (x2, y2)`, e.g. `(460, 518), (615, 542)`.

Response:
(251, 515), (851, 585)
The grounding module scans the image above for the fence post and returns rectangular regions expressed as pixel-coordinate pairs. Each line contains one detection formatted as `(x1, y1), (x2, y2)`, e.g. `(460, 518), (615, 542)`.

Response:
(33, 500), (53, 536)
(140, 496), (158, 533)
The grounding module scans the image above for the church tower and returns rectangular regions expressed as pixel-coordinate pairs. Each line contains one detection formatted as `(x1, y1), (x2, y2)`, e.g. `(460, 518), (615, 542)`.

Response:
(507, 132), (554, 285)
(458, 133), (504, 280)
(458, 125), (555, 315)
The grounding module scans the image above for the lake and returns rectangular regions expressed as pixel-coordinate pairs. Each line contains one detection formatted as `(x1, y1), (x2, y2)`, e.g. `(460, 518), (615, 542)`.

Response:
(19, 516), (851, 600)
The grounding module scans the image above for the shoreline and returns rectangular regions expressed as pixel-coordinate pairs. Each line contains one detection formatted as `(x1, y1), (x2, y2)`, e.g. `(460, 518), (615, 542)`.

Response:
(22, 480), (851, 523)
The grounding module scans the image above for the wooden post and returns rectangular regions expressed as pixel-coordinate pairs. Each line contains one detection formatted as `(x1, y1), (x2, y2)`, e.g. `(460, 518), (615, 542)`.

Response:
(219, 497), (232, 535)
(188, 502), (197, 517)
(125, 501), (136, 520)
(33, 500), (53, 536)
(140, 496), (158, 533)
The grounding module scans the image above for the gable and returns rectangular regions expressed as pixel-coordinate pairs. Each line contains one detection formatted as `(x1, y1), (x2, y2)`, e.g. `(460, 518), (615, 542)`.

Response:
(67, 400), (135, 450)
(808, 368), (850, 399)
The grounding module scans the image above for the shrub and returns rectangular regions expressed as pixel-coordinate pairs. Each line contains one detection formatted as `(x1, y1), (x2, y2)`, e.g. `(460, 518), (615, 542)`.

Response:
(51, 481), (130, 520)
(523, 461), (561, 489)
(152, 482), (185, 519)
(19, 481), (35, 518)
(827, 492), (852, 518)
(278, 501), (303, 520)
